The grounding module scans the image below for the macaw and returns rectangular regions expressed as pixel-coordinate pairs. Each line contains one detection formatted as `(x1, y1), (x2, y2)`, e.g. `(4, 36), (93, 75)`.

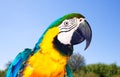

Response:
(6, 13), (92, 77)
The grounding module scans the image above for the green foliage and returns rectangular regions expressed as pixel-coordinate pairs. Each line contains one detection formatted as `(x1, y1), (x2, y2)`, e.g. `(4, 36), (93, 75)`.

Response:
(73, 70), (100, 77)
(73, 70), (85, 77)
(84, 72), (99, 77)
(112, 75), (120, 77)
(0, 70), (5, 77)
(83, 63), (119, 77)
(72, 63), (120, 77)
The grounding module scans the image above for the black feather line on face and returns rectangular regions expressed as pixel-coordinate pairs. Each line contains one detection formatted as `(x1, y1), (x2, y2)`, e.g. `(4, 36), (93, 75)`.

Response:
(53, 36), (73, 56)
(59, 25), (76, 33)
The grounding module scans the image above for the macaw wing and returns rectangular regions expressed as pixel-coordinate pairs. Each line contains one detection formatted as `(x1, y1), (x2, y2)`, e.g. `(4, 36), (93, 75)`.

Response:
(6, 48), (33, 77)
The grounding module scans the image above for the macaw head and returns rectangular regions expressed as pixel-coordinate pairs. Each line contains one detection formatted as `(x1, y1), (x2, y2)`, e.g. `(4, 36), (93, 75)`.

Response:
(36, 13), (92, 56)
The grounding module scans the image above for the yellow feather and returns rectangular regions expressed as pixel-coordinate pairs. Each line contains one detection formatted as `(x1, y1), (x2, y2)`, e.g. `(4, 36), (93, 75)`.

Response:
(23, 27), (68, 77)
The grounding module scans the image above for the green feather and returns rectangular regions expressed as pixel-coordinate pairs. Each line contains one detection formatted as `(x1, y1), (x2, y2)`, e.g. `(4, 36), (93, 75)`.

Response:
(49, 13), (85, 29)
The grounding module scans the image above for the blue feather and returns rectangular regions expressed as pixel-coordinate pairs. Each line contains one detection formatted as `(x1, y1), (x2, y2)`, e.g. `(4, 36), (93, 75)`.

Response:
(5, 48), (32, 77)
(66, 64), (73, 77)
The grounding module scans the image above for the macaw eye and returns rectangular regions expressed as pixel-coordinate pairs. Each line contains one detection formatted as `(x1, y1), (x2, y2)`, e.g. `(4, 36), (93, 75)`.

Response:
(64, 21), (69, 26)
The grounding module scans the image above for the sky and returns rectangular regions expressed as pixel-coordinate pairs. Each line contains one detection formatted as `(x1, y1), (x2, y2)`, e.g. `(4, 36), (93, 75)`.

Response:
(0, 0), (120, 70)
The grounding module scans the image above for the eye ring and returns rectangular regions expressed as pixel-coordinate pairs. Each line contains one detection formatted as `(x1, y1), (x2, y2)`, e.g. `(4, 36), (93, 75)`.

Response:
(64, 21), (69, 26)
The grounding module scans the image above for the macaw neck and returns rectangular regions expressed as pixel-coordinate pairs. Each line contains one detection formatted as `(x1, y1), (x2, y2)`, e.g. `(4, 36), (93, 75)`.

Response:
(40, 27), (59, 51)
(39, 27), (73, 56)
(53, 36), (73, 56)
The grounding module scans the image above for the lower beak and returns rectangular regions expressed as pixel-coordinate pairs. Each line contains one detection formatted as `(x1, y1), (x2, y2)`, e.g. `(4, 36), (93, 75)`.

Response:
(71, 20), (92, 50)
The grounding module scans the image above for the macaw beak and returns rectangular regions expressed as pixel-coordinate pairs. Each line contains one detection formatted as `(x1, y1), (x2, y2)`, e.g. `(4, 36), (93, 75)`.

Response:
(71, 20), (92, 50)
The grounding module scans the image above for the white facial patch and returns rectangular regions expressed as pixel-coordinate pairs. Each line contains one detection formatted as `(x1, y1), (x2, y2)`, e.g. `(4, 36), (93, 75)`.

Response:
(57, 17), (85, 45)
(57, 29), (75, 45)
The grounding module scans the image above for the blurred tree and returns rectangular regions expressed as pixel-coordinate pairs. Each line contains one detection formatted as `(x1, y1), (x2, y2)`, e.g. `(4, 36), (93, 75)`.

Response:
(68, 53), (85, 72)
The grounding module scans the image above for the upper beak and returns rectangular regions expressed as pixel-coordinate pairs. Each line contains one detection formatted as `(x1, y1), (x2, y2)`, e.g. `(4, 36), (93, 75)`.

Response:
(71, 20), (92, 50)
